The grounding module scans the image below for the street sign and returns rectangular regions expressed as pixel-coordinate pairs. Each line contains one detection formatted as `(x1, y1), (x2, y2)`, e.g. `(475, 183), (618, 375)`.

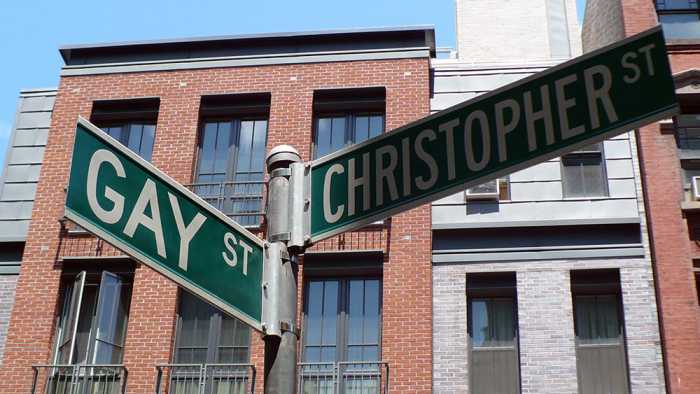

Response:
(309, 26), (678, 242)
(65, 117), (265, 331)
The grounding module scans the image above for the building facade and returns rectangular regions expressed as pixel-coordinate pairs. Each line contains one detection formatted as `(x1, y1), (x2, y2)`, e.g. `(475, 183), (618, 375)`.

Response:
(0, 88), (56, 364)
(430, 0), (666, 392)
(584, 1), (700, 393)
(0, 27), (435, 393)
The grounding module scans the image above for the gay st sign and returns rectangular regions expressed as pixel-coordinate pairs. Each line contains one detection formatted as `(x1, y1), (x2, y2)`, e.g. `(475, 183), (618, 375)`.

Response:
(65, 118), (265, 330)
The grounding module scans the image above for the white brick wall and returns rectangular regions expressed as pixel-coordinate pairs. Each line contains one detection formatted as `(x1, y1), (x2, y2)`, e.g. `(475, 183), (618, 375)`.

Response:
(432, 258), (666, 393)
(0, 275), (18, 365)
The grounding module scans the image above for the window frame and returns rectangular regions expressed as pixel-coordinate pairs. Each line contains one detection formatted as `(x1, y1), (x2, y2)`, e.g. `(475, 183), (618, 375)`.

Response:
(560, 142), (610, 198)
(195, 116), (269, 184)
(172, 290), (251, 365)
(52, 268), (134, 366)
(301, 276), (383, 364)
(312, 112), (385, 160)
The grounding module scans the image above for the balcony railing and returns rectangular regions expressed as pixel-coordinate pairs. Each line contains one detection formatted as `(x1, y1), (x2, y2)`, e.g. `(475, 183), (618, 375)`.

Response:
(155, 364), (256, 394)
(31, 364), (127, 394)
(298, 362), (389, 394)
(186, 181), (265, 227)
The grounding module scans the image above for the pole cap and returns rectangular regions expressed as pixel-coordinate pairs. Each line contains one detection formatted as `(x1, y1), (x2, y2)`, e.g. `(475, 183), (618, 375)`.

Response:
(266, 144), (301, 170)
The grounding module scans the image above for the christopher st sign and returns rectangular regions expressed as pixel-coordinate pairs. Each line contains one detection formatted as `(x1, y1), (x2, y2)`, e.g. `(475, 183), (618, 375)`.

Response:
(65, 118), (265, 330)
(309, 26), (678, 242)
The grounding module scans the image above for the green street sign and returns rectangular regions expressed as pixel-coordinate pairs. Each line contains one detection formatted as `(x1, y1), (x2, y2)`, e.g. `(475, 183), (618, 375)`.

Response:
(65, 118), (265, 331)
(309, 26), (678, 242)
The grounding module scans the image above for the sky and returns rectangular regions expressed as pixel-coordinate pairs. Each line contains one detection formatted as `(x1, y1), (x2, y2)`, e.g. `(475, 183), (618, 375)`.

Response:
(0, 0), (587, 169)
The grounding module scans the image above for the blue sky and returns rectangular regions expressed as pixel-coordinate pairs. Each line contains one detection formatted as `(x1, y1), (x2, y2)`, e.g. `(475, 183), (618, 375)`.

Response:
(0, 0), (587, 168)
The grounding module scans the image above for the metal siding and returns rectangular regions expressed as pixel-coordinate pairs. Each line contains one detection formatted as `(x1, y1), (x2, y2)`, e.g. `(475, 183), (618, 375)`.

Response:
(547, 0), (572, 58)
(0, 90), (56, 242)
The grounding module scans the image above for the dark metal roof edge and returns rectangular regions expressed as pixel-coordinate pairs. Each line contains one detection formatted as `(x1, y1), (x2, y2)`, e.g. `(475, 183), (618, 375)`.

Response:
(59, 25), (437, 62)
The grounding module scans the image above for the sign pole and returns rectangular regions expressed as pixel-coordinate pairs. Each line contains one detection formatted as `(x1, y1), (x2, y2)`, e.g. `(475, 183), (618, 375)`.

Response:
(263, 145), (302, 394)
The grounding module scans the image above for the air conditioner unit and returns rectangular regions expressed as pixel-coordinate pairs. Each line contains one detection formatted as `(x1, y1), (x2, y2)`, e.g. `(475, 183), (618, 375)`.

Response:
(692, 176), (700, 201)
(465, 179), (499, 200)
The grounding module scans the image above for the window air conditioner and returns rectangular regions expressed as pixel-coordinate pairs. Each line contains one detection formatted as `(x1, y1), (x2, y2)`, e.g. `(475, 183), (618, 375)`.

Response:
(693, 176), (700, 201)
(465, 179), (499, 200)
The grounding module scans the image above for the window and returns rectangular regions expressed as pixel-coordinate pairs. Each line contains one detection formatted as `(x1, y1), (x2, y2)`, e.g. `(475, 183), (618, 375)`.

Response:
(301, 276), (382, 393)
(561, 143), (608, 198)
(170, 291), (251, 394)
(52, 267), (133, 366)
(571, 270), (630, 394)
(194, 94), (270, 227)
(656, 1), (700, 39)
(91, 98), (160, 161)
(312, 88), (386, 159)
(467, 273), (519, 394)
(174, 291), (250, 364)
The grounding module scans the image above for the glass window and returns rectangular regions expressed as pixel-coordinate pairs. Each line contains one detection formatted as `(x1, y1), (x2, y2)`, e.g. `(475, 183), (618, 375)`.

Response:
(467, 274), (519, 394)
(301, 278), (382, 394)
(561, 143), (608, 198)
(174, 291), (250, 364)
(313, 114), (384, 159)
(102, 123), (156, 161)
(53, 270), (132, 365)
(572, 271), (630, 394)
(657, 1), (700, 39)
(194, 119), (268, 226)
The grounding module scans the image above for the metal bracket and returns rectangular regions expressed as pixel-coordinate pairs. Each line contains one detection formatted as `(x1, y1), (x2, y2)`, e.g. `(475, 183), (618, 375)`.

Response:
(280, 321), (300, 338)
(270, 168), (291, 178)
(268, 232), (291, 243)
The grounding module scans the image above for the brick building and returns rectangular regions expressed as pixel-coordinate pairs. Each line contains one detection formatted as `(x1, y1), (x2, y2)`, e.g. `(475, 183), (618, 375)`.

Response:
(583, 1), (700, 393)
(0, 27), (435, 393)
(431, 0), (665, 393)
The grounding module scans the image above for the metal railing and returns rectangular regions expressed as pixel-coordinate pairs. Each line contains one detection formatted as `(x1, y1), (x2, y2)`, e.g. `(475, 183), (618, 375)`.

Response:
(155, 364), (256, 394)
(186, 181), (265, 227)
(31, 364), (127, 394)
(298, 362), (389, 394)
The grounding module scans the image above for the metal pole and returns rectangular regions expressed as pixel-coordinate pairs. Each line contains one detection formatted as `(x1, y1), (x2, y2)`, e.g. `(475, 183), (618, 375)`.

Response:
(264, 145), (302, 394)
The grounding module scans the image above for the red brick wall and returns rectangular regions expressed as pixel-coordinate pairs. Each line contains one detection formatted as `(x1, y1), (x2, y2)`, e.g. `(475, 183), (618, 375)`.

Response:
(619, 1), (700, 392)
(0, 57), (432, 393)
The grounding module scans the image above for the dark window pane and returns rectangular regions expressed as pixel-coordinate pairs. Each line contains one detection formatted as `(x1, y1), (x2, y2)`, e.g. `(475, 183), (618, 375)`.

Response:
(354, 116), (370, 143)
(237, 121), (254, 174)
(322, 281), (339, 346)
(315, 118), (333, 159)
(370, 115), (384, 139)
(470, 298), (516, 348)
(562, 153), (606, 197)
(330, 117), (346, 154)
(575, 295), (621, 345)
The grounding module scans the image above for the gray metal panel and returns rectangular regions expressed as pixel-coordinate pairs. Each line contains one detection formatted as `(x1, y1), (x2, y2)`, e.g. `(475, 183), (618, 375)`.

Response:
(603, 140), (632, 159)
(19, 96), (56, 112)
(432, 73), (530, 93)
(15, 111), (52, 129)
(509, 161), (562, 182)
(547, 0), (572, 58)
(0, 220), (29, 240)
(0, 183), (37, 201)
(608, 179), (637, 198)
(432, 247), (645, 263)
(12, 129), (49, 147)
(61, 48), (430, 76)
(605, 159), (634, 179)
(576, 345), (630, 394)
(0, 202), (34, 220)
(432, 217), (641, 230)
(471, 349), (520, 394)
(7, 147), (45, 165)
(3, 165), (42, 183)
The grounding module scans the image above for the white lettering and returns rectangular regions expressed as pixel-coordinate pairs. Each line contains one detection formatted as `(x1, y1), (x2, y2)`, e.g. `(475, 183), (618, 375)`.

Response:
(401, 137), (412, 197)
(323, 164), (345, 223)
(239, 240), (252, 276)
(348, 153), (371, 216)
(494, 99), (521, 162)
(464, 110), (491, 171)
(638, 44), (656, 76)
(87, 149), (126, 224)
(584, 65), (619, 129)
(168, 193), (206, 271)
(123, 179), (167, 258)
(438, 119), (459, 180)
(222, 232), (238, 267)
(621, 51), (641, 84)
(414, 129), (439, 190)
(524, 85), (555, 152)
(555, 74), (586, 140)
(375, 145), (399, 206)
